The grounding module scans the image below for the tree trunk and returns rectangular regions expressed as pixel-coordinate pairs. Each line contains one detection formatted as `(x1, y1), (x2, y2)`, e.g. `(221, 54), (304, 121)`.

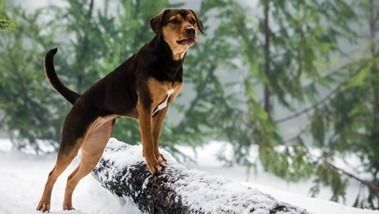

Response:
(92, 138), (308, 214)
(263, 0), (271, 115)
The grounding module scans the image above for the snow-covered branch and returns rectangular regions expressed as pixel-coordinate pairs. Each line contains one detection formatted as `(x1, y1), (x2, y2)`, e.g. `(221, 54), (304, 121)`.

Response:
(92, 138), (308, 214)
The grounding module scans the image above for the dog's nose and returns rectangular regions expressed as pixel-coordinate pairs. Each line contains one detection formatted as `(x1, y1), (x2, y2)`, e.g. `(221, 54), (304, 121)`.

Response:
(185, 27), (195, 36)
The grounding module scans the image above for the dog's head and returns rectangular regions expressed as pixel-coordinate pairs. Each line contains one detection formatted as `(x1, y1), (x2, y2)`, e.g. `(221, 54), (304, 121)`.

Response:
(150, 9), (203, 60)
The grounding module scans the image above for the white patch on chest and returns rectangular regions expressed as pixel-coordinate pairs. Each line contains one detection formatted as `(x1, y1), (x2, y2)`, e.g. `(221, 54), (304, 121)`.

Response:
(152, 88), (175, 115)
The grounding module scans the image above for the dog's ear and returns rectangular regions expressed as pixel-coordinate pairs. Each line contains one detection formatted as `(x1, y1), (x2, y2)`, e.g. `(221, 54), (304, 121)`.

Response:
(150, 9), (170, 34)
(189, 9), (203, 33)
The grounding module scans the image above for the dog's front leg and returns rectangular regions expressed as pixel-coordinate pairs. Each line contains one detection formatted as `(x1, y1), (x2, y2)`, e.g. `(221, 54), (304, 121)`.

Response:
(137, 100), (164, 174)
(152, 107), (168, 165)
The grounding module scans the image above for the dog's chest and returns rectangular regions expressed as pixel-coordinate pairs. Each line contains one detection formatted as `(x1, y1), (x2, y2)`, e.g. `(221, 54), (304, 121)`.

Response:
(152, 88), (175, 115)
(147, 78), (182, 116)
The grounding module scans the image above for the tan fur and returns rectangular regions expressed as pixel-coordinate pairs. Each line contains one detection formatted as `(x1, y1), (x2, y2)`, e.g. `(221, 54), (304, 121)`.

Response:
(62, 115), (115, 210)
(137, 78), (182, 173)
(152, 107), (169, 164)
(148, 78), (182, 163)
(162, 13), (198, 60)
(37, 115), (117, 211)
(136, 99), (161, 174)
(37, 137), (84, 211)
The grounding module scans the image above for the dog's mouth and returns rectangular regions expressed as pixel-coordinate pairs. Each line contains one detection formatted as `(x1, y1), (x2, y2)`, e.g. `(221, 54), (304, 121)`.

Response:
(176, 37), (195, 45)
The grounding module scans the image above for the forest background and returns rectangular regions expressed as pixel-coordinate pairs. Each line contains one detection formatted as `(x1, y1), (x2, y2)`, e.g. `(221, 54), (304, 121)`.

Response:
(0, 0), (378, 210)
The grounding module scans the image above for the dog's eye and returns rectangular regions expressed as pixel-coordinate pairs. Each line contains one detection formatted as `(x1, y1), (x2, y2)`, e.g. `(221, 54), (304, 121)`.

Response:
(169, 19), (180, 25)
(189, 18), (196, 25)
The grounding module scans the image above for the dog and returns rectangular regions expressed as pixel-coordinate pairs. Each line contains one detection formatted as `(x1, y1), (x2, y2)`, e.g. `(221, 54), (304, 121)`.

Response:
(36, 9), (203, 212)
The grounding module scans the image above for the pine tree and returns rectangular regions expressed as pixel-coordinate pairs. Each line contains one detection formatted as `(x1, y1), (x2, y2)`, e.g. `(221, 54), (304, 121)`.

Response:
(1, 0), (378, 208)
(198, 0), (379, 208)
(0, 0), (15, 31)
(0, 0), (233, 157)
(307, 0), (379, 208)
(0, 0), (173, 151)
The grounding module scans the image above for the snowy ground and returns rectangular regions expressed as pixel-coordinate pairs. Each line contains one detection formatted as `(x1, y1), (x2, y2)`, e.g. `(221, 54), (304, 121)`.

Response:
(0, 138), (377, 214)
(0, 139), (141, 214)
(178, 141), (363, 205)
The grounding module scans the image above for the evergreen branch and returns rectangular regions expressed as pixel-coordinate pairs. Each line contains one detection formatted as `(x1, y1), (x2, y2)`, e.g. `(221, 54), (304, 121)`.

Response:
(174, 64), (215, 130)
(298, 138), (379, 201)
(8, 53), (45, 123)
(274, 84), (341, 124)
(274, 61), (370, 124)
(322, 158), (379, 197)
(265, 142), (379, 200)
(0, 17), (16, 31)
(300, 118), (379, 199)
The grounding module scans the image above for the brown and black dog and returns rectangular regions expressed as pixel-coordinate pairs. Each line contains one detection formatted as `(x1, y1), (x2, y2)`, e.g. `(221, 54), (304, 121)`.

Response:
(36, 9), (203, 212)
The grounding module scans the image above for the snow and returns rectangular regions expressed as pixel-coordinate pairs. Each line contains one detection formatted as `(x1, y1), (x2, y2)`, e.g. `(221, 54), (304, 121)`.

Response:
(96, 139), (305, 213)
(177, 141), (365, 206)
(0, 139), (141, 214)
(244, 183), (377, 214)
(0, 138), (378, 214)
(172, 169), (300, 213)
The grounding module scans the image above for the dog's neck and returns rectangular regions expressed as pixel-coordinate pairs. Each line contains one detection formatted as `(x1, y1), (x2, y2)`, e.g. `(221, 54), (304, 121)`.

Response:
(148, 35), (184, 83)
(166, 42), (188, 61)
(152, 35), (187, 62)
(172, 50), (187, 61)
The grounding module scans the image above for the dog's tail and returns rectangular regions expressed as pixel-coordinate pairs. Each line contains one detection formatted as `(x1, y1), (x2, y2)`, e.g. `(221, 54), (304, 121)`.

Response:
(44, 48), (80, 105)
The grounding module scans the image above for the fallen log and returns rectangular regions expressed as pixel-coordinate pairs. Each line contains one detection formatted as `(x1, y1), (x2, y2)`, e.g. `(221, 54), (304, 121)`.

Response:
(92, 138), (308, 214)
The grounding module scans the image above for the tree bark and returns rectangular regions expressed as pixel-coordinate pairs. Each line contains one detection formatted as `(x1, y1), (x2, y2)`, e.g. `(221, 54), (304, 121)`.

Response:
(263, 0), (271, 115)
(92, 138), (308, 214)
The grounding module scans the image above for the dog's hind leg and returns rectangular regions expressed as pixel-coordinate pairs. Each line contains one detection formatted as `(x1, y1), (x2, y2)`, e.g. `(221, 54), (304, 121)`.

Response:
(63, 117), (114, 210)
(37, 106), (94, 212)
(36, 136), (84, 212)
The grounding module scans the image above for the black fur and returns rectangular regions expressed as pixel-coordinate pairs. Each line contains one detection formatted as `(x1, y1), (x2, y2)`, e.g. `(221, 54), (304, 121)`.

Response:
(45, 34), (183, 117)
(44, 48), (80, 105)
(43, 9), (201, 154)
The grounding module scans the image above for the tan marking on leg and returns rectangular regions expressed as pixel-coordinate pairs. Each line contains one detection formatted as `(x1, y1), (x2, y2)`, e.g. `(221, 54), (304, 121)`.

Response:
(154, 81), (182, 163)
(37, 138), (84, 212)
(62, 117), (115, 210)
(137, 99), (164, 174)
(145, 79), (183, 168)
(152, 107), (168, 165)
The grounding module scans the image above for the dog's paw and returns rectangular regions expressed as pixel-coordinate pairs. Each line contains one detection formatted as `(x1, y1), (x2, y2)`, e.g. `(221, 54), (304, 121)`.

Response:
(157, 154), (167, 166)
(63, 201), (75, 211)
(63, 205), (76, 211)
(36, 201), (50, 212)
(145, 158), (165, 174)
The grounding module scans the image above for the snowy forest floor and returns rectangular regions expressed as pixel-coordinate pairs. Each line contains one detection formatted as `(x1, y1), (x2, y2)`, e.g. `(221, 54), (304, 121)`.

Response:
(0, 138), (377, 214)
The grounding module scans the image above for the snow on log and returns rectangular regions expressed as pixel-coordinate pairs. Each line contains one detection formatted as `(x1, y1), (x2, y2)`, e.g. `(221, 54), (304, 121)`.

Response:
(92, 138), (308, 214)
